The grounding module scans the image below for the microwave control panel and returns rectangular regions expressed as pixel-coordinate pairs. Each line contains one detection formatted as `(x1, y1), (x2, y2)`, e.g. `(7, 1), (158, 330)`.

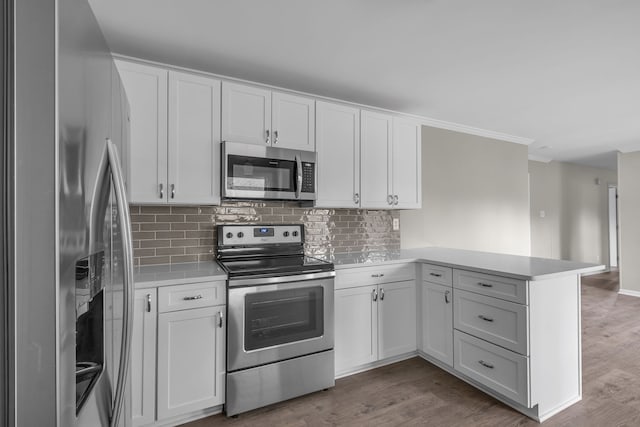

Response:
(301, 162), (315, 193)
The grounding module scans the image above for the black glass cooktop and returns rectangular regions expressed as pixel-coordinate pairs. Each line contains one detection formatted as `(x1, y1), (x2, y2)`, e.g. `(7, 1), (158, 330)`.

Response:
(218, 255), (333, 278)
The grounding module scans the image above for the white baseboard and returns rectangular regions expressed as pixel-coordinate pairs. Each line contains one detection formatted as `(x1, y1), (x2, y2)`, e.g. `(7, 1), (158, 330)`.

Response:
(618, 288), (640, 298)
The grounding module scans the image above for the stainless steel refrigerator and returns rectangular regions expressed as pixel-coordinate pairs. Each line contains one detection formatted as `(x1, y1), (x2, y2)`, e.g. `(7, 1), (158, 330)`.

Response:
(5, 0), (134, 425)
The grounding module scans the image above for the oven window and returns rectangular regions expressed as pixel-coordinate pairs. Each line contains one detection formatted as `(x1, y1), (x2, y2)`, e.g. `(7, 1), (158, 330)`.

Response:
(244, 286), (324, 351)
(228, 155), (295, 192)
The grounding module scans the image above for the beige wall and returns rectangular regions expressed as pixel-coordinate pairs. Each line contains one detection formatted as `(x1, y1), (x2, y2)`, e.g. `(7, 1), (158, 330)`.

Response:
(618, 151), (640, 294)
(529, 161), (616, 264)
(400, 126), (530, 255)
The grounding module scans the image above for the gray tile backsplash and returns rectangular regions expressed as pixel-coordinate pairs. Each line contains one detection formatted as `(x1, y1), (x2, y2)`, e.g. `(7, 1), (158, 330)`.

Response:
(130, 201), (400, 266)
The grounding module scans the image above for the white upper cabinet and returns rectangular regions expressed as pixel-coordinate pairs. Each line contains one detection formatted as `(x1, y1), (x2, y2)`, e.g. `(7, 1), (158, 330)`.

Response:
(116, 59), (221, 204)
(392, 117), (422, 209)
(168, 71), (221, 204)
(272, 92), (315, 151)
(222, 81), (315, 151)
(360, 110), (393, 209)
(115, 60), (168, 203)
(360, 110), (422, 209)
(221, 82), (271, 146)
(315, 101), (360, 208)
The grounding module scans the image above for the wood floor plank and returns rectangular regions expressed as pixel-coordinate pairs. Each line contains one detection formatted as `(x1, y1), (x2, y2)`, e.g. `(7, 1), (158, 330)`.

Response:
(183, 271), (640, 426)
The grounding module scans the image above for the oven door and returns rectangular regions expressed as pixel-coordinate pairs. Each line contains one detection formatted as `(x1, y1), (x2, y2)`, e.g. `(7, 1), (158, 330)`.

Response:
(227, 274), (334, 372)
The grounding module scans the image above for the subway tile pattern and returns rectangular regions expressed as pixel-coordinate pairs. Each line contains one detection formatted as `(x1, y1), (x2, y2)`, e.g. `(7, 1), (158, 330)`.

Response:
(129, 201), (400, 266)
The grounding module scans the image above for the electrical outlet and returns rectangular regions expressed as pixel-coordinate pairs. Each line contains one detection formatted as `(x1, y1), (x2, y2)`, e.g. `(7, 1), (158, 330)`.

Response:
(392, 218), (400, 231)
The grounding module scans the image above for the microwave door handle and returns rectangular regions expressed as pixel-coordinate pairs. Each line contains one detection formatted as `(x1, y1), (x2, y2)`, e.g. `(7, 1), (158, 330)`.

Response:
(295, 154), (302, 199)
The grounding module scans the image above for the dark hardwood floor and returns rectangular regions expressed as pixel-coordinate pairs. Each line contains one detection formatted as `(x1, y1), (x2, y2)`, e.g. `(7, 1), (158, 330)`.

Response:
(184, 271), (640, 426)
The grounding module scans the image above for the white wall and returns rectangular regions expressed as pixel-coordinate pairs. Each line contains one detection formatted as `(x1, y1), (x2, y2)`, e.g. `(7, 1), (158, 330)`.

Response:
(618, 151), (640, 294)
(529, 160), (616, 264)
(400, 126), (530, 255)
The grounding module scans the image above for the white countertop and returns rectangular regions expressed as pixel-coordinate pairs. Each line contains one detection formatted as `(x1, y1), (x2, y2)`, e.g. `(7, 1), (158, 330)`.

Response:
(134, 261), (226, 288)
(333, 247), (605, 280)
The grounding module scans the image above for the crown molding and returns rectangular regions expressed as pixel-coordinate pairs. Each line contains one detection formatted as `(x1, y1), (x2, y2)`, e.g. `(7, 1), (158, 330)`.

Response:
(418, 117), (535, 146)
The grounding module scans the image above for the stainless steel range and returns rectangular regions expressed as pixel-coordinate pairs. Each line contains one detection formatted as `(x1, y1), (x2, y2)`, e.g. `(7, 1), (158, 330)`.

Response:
(216, 224), (335, 416)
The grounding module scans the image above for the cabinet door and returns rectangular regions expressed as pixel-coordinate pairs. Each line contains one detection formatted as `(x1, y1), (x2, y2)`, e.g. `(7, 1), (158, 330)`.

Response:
(131, 289), (157, 426)
(421, 281), (453, 367)
(334, 286), (378, 375)
(271, 91), (315, 151)
(378, 280), (417, 359)
(168, 71), (221, 205)
(157, 306), (225, 419)
(392, 117), (421, 209)
(361, 110), (392, 209)
(315, 101), (360, 208)
(221, 82), (271, 146)
(115, 60), (168, 203)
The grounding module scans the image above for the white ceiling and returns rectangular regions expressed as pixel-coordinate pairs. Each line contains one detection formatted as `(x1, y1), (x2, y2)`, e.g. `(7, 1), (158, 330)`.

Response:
(88, 0), (640, 170)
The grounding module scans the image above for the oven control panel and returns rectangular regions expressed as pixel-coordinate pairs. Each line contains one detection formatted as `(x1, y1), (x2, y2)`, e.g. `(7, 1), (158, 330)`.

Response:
(219, 224), (303, 246)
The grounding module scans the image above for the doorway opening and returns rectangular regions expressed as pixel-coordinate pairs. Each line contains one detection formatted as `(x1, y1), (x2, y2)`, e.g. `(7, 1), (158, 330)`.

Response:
(608, 185), (619, 269)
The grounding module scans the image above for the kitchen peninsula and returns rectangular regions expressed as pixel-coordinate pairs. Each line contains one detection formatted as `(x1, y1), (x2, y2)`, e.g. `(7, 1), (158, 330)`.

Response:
(332, 247), (604, 422)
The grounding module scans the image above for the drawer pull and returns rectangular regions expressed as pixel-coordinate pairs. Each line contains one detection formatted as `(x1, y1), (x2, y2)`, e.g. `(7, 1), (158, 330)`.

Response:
(430, 272), (442, 277)
(183, 294), (203, 301)
(444, 290), (450, 304)
(478, 360), (494, 369)
(371, 273), (385, 278)
(478, 282), (494, 288)
(478, 315), (494, 322)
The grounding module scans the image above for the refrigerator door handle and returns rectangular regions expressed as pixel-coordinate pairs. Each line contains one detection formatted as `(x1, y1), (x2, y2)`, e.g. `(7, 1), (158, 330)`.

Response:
(106, 139), (135, 427)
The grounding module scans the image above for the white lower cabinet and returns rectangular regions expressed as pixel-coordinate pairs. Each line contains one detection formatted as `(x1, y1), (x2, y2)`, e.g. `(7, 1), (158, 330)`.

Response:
(379, 281), (418, 359)
(335, 285), (378, 372)
(420, 281), (453, 367)
(131, 281), (226, 426)
(156, 306), (226, 419)
(454, 330), (529, 407)
(335, 265), (416, 376)
(131, 289), (157, 426)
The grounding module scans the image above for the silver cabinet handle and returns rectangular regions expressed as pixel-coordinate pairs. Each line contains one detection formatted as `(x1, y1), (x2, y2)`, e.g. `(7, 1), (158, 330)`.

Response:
(478, 315), (494, 322)
(430, 273), (442, 278)
(478, 360), (494, 369)
(218, 311), (224, 328)
(387, 195), (394, 205)
(380, 288), (385, 301)
(394, 195), (399, 205)
(159, 183), (164, 199)
(146, 294), (152, 313)
(265, 129), (270, 144)
(183, 294), (203, 301)
(372, 289), (378, 302)
(478, 282), (493, 288)
(354, 193), (360, 205)
(371, 273), (385, 278)
(444, 290), (450, 304)
(274, 130), (279, 144)
(171, 183), (175, 199)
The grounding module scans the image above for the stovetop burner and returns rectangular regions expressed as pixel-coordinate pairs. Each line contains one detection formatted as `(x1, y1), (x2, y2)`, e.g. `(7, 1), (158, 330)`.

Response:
(216, 224), (334, 280)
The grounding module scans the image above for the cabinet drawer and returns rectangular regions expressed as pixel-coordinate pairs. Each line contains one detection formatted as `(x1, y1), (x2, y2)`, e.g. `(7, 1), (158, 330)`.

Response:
(454, 330), (530, 407)
(336, 264), (415, 290)
(422, 263), (452, 286)
(454, 289), (528, 355)
(453, 270), (527, 304)
(158, 281), (225, 313)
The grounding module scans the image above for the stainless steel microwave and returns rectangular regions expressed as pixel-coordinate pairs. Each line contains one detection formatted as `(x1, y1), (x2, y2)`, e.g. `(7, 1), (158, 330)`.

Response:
(222, 141), (316, 201)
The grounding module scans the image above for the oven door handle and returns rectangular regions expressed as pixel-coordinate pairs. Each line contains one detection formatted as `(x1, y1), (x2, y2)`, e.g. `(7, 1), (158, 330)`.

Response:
(228, 270), (336, 288)
(295, 153), (302, 199)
